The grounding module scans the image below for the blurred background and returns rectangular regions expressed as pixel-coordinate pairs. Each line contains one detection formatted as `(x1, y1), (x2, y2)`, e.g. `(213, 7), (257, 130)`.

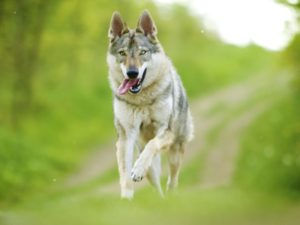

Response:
(0, 0), (299, 224)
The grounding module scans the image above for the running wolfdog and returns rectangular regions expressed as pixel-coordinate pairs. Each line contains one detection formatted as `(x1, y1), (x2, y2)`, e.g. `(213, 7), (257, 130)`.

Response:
(107, 10), (193, 199)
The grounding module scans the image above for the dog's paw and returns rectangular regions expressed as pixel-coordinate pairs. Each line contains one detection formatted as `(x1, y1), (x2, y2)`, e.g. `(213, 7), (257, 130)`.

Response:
(131, 164), (146, 182)
(121, 188), (134, 200)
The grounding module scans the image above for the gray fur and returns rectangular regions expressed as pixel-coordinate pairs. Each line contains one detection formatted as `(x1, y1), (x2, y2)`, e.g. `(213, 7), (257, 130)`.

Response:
(107, 10), (193, 199)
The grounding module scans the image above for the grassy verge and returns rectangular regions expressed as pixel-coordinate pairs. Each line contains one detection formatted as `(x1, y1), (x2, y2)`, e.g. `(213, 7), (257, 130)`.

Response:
(234, 94), (300, 195)
(2, 187), (300, 225)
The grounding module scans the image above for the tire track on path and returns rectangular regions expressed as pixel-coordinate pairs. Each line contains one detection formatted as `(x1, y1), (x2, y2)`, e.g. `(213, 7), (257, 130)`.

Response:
(199, 100), (273, 188)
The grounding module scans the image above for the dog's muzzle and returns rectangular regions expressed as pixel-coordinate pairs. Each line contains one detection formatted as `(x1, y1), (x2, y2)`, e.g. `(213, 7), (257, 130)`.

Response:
(129, 68), (147, 94)
(118, 68), (147, 95)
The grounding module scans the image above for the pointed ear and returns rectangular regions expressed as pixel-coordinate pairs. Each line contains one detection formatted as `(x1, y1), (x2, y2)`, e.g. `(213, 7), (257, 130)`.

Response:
(137, 10), (157, 36)
(108, 11), (125, 40)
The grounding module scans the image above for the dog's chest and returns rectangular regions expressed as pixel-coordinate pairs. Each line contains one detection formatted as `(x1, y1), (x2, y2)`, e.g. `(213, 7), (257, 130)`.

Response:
(114, 95), (172, 133)
(139, 120), (157, 141)
(138, 106), (169, 141)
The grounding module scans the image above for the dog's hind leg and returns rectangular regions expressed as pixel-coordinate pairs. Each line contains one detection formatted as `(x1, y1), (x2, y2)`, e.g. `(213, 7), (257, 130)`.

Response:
(146, 154), (164, 197)
(167, 142), (184, 191)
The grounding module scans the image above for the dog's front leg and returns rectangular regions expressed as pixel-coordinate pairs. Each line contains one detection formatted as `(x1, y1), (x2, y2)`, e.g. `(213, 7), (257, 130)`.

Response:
(131, 129), (174, 182)
(116, 130), (138, 199)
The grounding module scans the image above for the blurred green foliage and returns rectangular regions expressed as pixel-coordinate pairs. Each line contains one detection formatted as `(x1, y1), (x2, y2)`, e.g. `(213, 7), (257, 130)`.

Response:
(282, 34), (300, 98)
(279, 0), (300, 98)
(235, 97), (300, 194)
(0, 0), (276, 205)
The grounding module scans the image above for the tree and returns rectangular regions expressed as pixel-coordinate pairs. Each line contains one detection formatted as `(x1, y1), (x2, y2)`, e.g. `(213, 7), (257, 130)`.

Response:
(0, 0), (55, 128)
(278, 0), (300, 97)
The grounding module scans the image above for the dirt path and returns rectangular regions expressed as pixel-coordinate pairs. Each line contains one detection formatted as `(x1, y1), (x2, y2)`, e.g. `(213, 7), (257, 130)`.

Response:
(199, 101), (273, 188)
(64, 73), (288, 194)
(65, 142), (116, 187)
(196, 73), (289, 188)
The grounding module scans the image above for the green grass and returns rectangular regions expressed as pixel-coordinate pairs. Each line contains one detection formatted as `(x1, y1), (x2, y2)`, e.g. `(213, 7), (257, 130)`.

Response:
(0, 76), (115, 205)
(235, 94), (300, 194)
(2, 187), (300, 225)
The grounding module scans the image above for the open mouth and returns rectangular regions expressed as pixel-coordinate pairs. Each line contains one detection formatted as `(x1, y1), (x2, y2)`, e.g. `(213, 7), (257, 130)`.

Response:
(118, 69), (147, 95)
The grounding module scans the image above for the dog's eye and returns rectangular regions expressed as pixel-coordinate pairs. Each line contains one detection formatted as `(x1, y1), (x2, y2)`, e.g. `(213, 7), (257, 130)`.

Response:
(119, 50), (126, 56)
(139, 50), (147, 55)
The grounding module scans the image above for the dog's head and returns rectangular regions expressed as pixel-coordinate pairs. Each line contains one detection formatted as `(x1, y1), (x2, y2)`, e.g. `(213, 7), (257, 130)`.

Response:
(107, 11), (163, 95)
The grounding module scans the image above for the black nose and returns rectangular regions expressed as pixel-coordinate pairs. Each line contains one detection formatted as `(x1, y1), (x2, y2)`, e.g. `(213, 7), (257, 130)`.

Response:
(126, 68), (139, 79)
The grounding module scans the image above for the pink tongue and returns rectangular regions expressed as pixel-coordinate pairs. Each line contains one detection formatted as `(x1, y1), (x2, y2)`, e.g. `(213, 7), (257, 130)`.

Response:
(118, 79), (139, 95)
